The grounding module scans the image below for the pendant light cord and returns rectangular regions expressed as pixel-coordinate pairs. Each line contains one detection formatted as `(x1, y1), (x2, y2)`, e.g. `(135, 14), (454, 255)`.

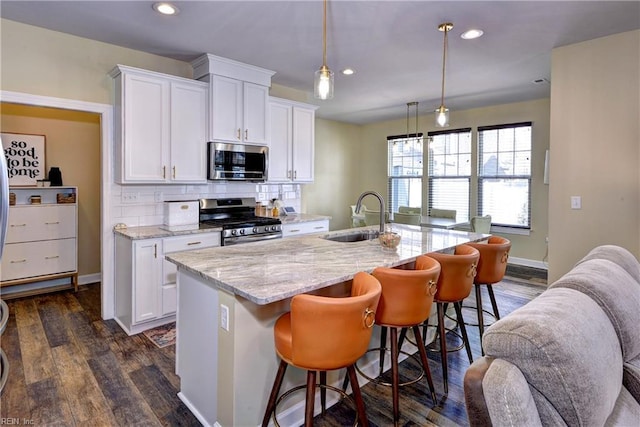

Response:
(322, 0), (327, 67)
(440, 25), (448, 107)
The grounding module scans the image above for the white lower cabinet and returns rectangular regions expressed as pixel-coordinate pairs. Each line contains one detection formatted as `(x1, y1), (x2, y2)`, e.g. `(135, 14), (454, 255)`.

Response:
(282, 220), (329, 238)
(115, 232), (220, 335)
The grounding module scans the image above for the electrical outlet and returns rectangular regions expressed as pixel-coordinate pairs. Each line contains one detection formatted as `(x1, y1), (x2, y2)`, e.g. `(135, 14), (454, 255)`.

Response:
(220, 304), (229, 331)
(122, 192), (139, 203)
(570, 196), (581, 210)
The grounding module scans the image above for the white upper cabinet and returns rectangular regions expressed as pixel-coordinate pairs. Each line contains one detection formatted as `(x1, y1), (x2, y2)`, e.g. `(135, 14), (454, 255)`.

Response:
(110, 65), (208, 184)
(269, 97), (318, 183)
(210, 76), (269, 145)
(191, 53), (274, 146)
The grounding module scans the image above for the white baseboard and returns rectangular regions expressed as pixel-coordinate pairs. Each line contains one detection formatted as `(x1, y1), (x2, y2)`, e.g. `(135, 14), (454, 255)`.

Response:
(508, 256), (548, 270)
(79, 273), (101, 285)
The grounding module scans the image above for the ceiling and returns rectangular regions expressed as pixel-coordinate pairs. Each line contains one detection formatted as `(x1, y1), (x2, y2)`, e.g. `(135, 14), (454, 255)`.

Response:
(2, 1), (639, 124)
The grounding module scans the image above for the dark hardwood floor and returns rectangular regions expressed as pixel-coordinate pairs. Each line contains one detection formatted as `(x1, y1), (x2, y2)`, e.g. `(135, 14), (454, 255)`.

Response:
(0, 268), (546, 426)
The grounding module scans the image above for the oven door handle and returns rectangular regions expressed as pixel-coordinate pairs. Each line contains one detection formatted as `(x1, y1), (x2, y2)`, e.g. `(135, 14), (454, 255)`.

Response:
(224, 232), (282, 246)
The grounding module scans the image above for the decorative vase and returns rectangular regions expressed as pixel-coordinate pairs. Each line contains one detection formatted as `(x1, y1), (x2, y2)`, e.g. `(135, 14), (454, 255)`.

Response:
(48, 167), (63, 186)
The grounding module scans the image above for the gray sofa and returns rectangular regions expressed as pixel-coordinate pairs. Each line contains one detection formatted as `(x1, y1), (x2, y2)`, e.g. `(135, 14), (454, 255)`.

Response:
(464, 245), (640, 426)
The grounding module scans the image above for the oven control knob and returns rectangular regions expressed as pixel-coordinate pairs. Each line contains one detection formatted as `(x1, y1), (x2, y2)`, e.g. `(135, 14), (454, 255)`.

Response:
(253, 227), (258, 233)
(240, 229), (245, 235)
(271, 226), (277, 231)
(231, 230), (237, 235)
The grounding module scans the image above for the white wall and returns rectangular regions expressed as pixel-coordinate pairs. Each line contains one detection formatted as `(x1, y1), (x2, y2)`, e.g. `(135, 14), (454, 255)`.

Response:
(548, 30), (640, 281)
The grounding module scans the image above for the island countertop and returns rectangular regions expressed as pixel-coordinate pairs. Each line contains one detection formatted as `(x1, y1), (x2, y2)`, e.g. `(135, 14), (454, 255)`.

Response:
(166, 225), (487, 305)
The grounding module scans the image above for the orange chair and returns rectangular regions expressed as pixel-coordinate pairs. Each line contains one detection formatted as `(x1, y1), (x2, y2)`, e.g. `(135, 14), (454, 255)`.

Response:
(261, 272), (382, 427)
(427, 245), (480, 395)
(367, 255), (441, 424)
(466, 236), (512, 341)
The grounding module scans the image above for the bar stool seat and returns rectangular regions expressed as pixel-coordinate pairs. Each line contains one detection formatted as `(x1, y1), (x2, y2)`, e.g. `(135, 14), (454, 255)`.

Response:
(350, 256), (440, 425)
(466, 236), (512, 348)
(262, 272), (382, 427)
(426, 245), (480, 395)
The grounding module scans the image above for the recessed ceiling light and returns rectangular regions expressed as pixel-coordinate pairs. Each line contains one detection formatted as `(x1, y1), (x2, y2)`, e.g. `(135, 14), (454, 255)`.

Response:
(461, 29), (483, 40)
(342, 68), (355, 75)
(153, 2), (179, 15)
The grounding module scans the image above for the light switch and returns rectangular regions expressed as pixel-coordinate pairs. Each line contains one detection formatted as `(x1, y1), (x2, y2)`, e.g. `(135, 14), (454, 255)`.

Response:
(220, 304), (229, 331)
(571, 196), (581, 210)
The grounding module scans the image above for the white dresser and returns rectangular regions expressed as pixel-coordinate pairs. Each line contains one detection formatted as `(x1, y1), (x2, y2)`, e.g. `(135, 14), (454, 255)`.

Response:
(1, 187), (78, 298)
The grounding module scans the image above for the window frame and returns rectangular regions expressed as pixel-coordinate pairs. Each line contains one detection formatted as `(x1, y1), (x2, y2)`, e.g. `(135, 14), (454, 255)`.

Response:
(426, 128), (472, 220)
(477, 122), (533, 230)
(387, 132), (423, 215)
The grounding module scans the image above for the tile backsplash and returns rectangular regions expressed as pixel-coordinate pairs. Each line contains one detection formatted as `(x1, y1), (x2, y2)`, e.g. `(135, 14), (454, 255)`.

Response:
(111, 182), (301, 227)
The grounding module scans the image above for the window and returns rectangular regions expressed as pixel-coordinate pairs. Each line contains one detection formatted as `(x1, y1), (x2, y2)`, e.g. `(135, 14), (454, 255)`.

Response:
(387, 133), (423, 214)
(478, 122), (532, 228)
(427, 128), (472, 220)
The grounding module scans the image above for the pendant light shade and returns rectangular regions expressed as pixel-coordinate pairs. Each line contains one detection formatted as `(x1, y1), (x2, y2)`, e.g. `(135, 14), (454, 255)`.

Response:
(435, 22), (453, 127)
(314, 0), (334, 100)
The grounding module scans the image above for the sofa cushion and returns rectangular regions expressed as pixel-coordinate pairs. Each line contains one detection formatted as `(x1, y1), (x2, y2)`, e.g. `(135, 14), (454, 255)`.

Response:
(549, 259), (640, 361)
(624, 357), (640, 403)
(604, 387), (640, 425)
(483, 288), (623, 427)
(576, 244), (640, 285)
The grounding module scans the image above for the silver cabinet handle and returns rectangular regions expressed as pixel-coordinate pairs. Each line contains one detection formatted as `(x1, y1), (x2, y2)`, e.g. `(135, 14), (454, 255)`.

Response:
(45, 221), (60, 225)
(11, 224), (27, 227)
(45, 255), (60, 260)
(187, 241), (202, 246)
(237, 129), (241, 140)
(245, 129), (248, 140)
(10, 259), (27, 263)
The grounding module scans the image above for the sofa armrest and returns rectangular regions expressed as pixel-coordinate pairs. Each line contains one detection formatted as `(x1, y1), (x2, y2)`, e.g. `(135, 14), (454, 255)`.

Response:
(465, 357), (543, 427)
(464, 357), (494, 426)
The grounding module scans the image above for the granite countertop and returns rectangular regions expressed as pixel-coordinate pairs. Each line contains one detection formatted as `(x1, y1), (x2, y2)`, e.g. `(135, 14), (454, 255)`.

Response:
(166, 225), (487, 305)
(114, 224), (222, 240)
(113, 214), (329, 239)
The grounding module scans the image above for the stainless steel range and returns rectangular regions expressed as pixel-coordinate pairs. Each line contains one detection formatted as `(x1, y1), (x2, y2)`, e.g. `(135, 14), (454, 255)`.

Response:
(199, 197), (282, 246)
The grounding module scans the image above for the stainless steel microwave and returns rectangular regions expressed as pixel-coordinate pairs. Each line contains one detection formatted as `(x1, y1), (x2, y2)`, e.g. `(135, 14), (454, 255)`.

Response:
(207, 142), (268, 182)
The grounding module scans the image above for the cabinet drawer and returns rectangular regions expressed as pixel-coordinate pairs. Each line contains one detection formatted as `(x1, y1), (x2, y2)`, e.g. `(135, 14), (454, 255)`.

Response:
(162, 232), (220, 286)
(163, 233), (220, 254)
(6, 205), (76, 243)
(1, 238), (77, 281)
(282, 220), (329, 237)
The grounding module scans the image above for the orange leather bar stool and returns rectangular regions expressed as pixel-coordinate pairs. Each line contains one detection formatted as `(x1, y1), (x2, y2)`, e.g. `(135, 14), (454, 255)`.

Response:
(361, 255), (440, 425)
(427, 244), (480, 395)
(261, 272), (382, 427)
(466, 236), (511, 342)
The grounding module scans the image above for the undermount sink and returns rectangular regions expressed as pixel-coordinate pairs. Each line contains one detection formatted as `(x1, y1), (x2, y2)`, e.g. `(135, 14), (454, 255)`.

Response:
(323, 230), (380, 243)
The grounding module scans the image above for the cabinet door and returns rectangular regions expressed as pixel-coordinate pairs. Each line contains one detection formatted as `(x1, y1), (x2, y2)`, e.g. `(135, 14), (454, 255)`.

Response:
(123, 73), (170, 182)
(243, 83), (269, 145)
(170, 81), (208, 183)
(268, 102), (292, 182)
(211, 75), (243, 142)
(292, 107), (315, 182)
(133, 239), (162, 324)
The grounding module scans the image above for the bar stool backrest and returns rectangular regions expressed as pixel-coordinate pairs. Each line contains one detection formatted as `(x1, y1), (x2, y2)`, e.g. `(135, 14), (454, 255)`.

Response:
(428, 245), (480, 302)
(467, 236), (511, 285)
(290, 272), (382, 371)
(372, 255), (441, 327)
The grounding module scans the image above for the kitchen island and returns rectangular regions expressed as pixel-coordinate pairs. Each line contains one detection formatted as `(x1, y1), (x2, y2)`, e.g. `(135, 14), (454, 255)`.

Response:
(166, 225), (487, 427)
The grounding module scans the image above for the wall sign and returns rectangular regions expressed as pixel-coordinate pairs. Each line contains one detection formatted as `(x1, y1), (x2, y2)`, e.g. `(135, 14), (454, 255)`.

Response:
(1, 132), (46, 186)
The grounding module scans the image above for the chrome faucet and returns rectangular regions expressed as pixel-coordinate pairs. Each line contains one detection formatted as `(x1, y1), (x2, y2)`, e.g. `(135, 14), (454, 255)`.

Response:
(355, 191), (386, 233)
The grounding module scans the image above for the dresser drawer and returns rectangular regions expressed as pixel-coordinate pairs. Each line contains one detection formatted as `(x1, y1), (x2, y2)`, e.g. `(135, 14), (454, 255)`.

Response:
(1, 238), (77, 282)
(6, 205), (76, 243)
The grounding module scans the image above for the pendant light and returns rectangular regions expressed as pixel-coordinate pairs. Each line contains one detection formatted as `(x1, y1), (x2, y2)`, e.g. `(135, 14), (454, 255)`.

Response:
(435, 22), (453, 127)
(314, 0), (334, 100)
(406, 101), (419, 140)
